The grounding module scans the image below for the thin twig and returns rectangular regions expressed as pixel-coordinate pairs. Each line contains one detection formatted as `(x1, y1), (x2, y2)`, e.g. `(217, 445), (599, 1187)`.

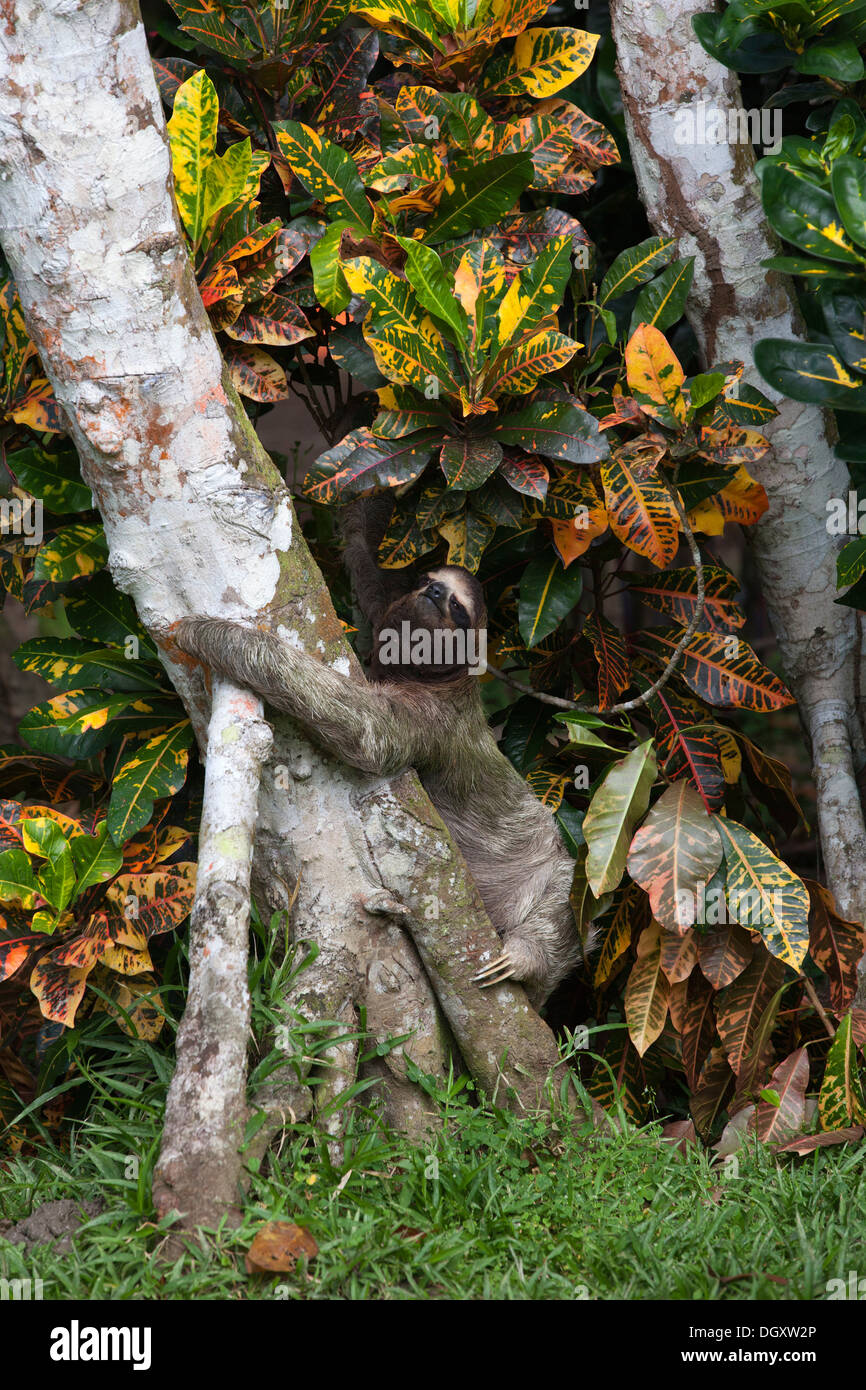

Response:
(485, 477), (706, 717)
(800, 974), (835, 1040)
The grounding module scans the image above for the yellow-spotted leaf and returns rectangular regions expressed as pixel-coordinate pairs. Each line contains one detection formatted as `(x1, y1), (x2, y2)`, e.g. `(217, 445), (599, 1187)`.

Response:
(107, 722), (194, 846)
(526, 767), (569, 811)
(372, 386), (449, 438)
(624, 920), (669, 1056)
(440, 91), (496, 152)
(19, 689), (182, 760)
(489, 330), (580, 396)
(100, 939), (153, 977)
(70, 821), (123, 896)
(97, 971), (165, 1041)
(18, 691), (136, 759)
(15, 636), (163, 696)
(167, 69), (219, 246)
(625, 323), (689, 428)
(224, 343), (288, 402)
(761, 163), (863, 266)
(224, 292), (314, 347)
(583, 740), (657, 896)
(343, 257), (459, 395)
(492, 234), (574, 356)
(394, 84), (451, 140)
(0, 848), (39, 909)
(697, 924), (752, 990)
(697, 423), (769, 471)
(377, 512), (433, 568)
(105, 864), (197, 939)
(598, 236), (676, 307)
(715, 950), (786, 1077)
(626, 782), (723, 935)
(713, 815), (810, 970)
(601, 452), (679, 569)
(754, 339), (866, 411)
(273, 120), (372, 230)
(700, 466), (769, 532)
(453, 238), (507, 360)
(436, 509), (496, 571)
(353, 0), (447, 49)
(535, 466), (606, 521)
(33, 525), (108, 582)
(366, 326), (455, 397)
(819, 1013), (866, 1132)
(537, 98), (620, 169)
(394, 235), (468, 347)
(426, 153), (532, 244)
(200, 139), (253, 243)
(492, 114), (573, 188)
(366, 144), (447, 192)
(16, 805), (83, 841)
(9, 378), (65, 433)
(484, 27), (599, 99)
(717, 728), (742, 784)
(21, 817), (75, 914)
(806, 878), (866, 1014)
(30, 957), (92, 1028)
(1, 276), (35, 399)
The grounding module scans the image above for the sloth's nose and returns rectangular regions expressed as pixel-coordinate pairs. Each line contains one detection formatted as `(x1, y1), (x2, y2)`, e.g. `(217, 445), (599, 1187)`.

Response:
(425, 581), (446, 601)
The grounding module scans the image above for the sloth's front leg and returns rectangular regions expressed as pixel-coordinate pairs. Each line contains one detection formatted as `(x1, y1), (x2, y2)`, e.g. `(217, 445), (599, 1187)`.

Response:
(173, 616), (414, 777)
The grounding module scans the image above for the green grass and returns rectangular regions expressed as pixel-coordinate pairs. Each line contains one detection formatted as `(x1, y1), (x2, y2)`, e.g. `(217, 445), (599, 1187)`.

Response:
(3, 1049), (866, 1301)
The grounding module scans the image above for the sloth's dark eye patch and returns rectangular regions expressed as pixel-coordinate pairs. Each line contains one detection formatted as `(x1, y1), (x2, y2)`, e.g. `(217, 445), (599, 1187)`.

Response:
(450, 596), (469, 627)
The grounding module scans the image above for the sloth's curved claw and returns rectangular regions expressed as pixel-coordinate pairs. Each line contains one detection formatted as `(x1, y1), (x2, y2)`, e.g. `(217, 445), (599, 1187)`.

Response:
(473, 950), (516, 988)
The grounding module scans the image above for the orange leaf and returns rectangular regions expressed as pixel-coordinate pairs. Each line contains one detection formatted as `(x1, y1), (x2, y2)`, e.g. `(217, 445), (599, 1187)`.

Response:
(245, 1222), (318, 1274)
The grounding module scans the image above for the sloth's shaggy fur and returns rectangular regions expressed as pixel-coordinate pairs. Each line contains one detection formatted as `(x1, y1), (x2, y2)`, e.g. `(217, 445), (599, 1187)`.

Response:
(173, 511), (585, 1005)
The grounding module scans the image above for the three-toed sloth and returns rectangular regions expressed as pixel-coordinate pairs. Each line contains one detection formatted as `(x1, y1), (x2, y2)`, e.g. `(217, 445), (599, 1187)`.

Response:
(173, 508), (585, 1007)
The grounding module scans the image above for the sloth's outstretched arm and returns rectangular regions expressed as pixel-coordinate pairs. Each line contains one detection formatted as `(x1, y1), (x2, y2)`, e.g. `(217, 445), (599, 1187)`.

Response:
(341, 497), (404, 630)
(174, 617), (416, 777)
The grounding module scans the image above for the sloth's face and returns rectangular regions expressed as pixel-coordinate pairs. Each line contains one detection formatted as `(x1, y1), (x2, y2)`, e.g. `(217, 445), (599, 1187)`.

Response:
(373, 566), (486, 681)
(413, 567), (485, 631)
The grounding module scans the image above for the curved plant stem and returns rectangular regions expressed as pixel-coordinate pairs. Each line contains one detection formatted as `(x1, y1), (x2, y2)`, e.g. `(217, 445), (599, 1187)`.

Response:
(487, 479), (706, 718)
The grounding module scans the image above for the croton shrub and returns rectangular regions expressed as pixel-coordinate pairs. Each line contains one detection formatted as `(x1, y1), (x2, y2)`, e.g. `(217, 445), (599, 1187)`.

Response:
(1, 0), (865, 1157)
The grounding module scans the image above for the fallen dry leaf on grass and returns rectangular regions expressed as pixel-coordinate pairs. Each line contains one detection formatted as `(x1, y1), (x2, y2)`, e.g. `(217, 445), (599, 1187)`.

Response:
(245, 1221), (318, 1274)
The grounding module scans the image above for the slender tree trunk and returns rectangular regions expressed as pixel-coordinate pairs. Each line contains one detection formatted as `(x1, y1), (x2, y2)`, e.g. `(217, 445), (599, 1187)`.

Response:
(155, 679), (272, 1226)
(609, 0), (866, 973)
(0, 0), (566, 1226)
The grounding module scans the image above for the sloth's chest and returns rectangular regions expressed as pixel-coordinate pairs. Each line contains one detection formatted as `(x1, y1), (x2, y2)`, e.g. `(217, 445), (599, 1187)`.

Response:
(420, 772), (567, 932)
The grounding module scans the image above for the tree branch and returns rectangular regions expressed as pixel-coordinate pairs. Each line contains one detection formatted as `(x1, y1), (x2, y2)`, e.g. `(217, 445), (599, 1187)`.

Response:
(153, 679), (272, 1226)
